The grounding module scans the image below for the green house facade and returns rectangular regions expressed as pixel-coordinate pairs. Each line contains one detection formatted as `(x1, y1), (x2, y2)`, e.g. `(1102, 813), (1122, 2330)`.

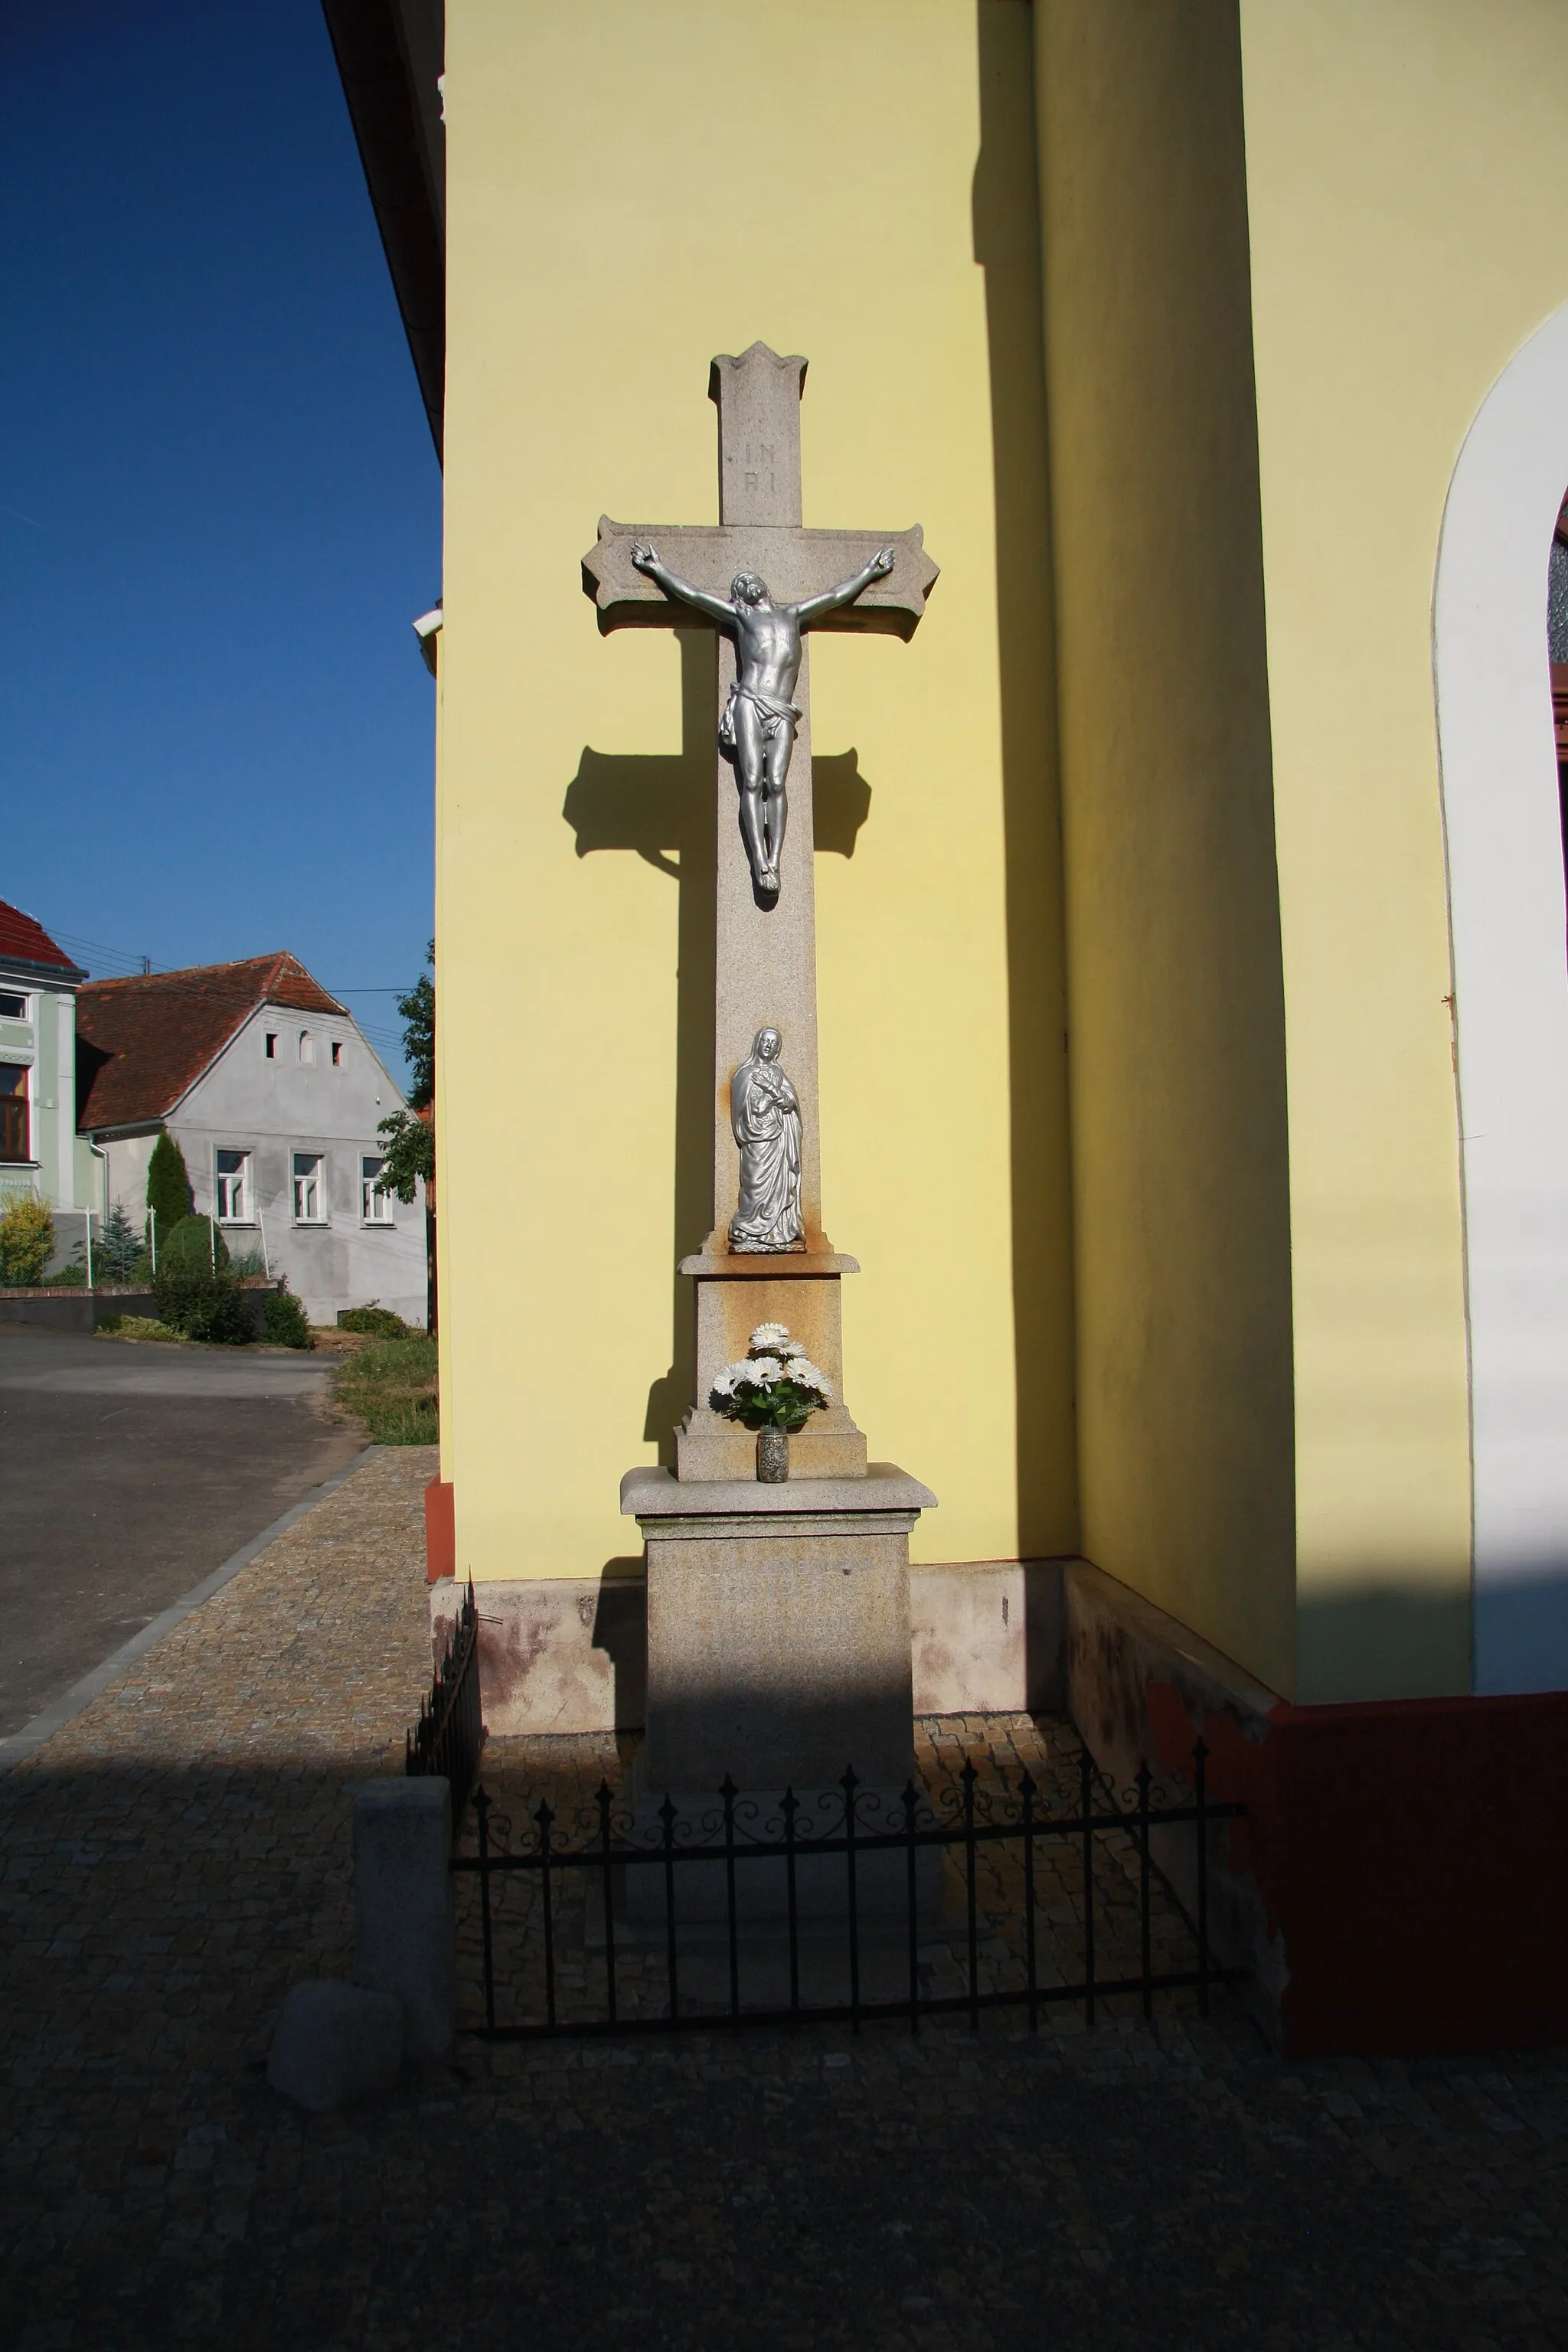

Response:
(0, 900), (96, 1233)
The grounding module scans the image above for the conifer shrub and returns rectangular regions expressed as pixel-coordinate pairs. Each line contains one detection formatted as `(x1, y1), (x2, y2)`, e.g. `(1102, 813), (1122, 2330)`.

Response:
(161, 1214), (229, 1272)
(145, 1131), (191, 1246)
(96, 1201), (145, 1283)
(0, 1196), (54, 1286)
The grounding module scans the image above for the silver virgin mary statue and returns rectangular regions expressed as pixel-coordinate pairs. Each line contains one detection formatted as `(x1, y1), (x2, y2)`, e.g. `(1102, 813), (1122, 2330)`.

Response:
(728, 1027), (804, 1253)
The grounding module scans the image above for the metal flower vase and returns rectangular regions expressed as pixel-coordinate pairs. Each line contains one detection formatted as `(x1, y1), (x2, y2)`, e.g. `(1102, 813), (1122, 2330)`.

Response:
(756, 1428), (789, 1484)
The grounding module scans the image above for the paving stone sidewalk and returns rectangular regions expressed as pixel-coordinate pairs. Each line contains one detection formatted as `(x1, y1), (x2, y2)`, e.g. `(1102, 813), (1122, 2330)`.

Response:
(2, 1444), (1566, 2350)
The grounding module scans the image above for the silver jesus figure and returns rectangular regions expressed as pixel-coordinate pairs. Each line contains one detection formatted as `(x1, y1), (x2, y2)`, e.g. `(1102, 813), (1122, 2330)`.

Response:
(630, 539), (895, 898)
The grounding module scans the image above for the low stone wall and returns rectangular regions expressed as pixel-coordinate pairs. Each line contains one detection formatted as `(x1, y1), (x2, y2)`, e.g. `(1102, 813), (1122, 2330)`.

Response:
(1060, 1560), (1285, 2043)
(433, 1573), (648, 1739)
(431, 1557), (1070, 1742)
(0, 1285), (159, 1332)
(912, 1559), (1065, 1716)
(0, 1279), (279, 1336)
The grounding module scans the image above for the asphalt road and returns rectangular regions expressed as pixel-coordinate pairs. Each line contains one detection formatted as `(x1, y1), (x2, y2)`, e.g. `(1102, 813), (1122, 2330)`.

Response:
(0, 1325), (366, 1740)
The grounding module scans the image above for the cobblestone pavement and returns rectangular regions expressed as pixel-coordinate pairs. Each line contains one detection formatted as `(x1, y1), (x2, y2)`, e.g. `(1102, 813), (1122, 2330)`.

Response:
(2, 1446), (1566, 2350)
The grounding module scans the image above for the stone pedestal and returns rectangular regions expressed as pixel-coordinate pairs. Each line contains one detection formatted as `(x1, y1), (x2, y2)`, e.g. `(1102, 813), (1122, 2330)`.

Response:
(675, 1249), (868, 1479)
(619, 1463), (938, 1929)
(622, 1464), (935, 1792)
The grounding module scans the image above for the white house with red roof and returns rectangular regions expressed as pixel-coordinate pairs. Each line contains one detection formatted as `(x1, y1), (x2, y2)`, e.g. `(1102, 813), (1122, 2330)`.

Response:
(76, 951), (426, 1327)
(0, 899), (95, 1223)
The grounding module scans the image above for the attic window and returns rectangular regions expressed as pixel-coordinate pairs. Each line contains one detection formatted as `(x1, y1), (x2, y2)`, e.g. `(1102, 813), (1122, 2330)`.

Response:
(299, 1031), (315, 1067)
(264, 1032), (278, 1060)
(331, 1040), (342, 1067)
(0, 991), (26, 1020)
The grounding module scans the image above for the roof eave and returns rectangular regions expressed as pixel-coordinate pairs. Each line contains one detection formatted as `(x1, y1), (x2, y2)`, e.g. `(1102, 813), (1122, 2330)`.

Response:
(80, 1118), (171, 1143)
(320, 0), (446, 462)
(0, 952), (88, 988)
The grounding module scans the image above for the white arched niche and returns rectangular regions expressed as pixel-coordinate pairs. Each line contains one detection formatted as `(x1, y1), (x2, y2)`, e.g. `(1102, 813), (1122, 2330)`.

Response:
(1434, 299), (1568, 1695)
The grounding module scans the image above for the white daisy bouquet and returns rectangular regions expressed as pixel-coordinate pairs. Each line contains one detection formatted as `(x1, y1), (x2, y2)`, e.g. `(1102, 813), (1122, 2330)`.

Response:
(710, 1321), (835, 1434)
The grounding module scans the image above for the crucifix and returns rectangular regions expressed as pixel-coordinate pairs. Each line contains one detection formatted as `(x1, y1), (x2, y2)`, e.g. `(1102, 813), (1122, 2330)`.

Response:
(583, 343), (938, 1481)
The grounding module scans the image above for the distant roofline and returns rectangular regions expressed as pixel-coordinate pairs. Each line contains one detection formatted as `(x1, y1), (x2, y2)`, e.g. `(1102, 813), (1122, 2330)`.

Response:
(80, 992), (405, 1138)
(80, 953), (349, 1021)
(74, 952), (369, 1133)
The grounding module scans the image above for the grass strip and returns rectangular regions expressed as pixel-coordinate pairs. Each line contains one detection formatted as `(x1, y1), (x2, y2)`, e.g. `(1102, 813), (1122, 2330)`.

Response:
(333, 1333), (439, 1445)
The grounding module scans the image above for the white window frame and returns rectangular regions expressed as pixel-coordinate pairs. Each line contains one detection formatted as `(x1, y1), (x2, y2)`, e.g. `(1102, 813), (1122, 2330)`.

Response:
(0, 1057), (31, 1166)
(360, 1153), (395, 1225)
(214, 1146), (253, 1225)
(0, 989), (31, 1023)
(292, 1151), (327, 1225)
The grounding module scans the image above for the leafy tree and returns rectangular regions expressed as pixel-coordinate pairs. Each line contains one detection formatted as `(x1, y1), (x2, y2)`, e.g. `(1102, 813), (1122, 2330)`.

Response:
(375, 939), (436, 1204)
(262, 1277), (313, 1350)
(374, 1106), (434, 1204)
(152, 1256), (250, 1344)
(145, 1131), (191, 1245)
(0, 1196), (53, 1286)
(398, 939), (434, 1111)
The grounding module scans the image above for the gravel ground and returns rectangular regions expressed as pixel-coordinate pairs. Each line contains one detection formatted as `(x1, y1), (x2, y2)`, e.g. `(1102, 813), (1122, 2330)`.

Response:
(1, 1444), (1564, 2350)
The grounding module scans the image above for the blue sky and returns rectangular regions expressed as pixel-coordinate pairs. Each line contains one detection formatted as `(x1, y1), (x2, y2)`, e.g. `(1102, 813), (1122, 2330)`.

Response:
(2, 1), (441, 1080)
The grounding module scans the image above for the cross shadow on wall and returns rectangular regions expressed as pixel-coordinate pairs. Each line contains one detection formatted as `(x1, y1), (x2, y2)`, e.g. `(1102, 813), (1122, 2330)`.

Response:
(561, 627), (873, 1462)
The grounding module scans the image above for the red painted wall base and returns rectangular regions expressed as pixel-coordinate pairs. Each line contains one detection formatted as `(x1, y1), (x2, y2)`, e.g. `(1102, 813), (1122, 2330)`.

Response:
(424, 1478), (455, 1584)
(1148, 1681), (1568, 2057)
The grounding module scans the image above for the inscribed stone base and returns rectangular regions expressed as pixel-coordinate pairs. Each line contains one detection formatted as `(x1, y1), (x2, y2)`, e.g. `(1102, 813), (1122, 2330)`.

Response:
(622, 1464), (935, 1795)
(675, 1250), (867, 1479)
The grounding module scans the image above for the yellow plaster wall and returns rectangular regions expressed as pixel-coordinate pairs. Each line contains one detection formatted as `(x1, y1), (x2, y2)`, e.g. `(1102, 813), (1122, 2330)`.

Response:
(1034, 2), (1297, 1696)
(439, 0), (1075, 1580)
(1239, 0), (1568, 1698)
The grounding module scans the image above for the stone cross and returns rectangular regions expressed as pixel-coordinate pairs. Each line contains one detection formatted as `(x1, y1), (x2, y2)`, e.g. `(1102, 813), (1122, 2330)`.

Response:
(583, 344), (937, 1478)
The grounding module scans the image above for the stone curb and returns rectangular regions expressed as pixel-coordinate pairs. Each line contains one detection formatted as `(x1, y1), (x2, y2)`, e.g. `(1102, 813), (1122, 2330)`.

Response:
(0, 1442), (381, 1775)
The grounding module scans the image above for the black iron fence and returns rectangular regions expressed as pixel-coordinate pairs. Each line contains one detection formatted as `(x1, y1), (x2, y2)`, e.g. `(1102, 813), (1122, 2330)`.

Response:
(452, 1741), (1244, 2040)
(406, 1578), (482, 1831)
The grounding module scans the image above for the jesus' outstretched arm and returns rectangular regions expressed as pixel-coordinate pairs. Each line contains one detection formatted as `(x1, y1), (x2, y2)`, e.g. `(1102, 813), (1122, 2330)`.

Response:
(792, 544), (896, 627)
(630, 541), (735, 626)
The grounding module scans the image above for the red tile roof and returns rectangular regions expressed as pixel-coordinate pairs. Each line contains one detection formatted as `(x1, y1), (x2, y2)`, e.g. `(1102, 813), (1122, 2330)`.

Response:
(0, 900), (86, 979)
(76, 953), (348, 1132)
